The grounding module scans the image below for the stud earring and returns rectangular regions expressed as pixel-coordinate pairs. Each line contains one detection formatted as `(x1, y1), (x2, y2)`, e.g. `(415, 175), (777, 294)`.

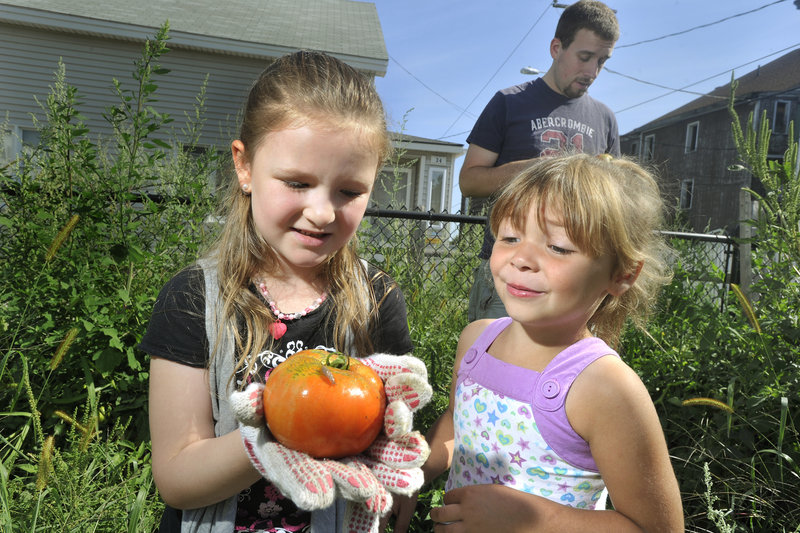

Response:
(241, 183), (251, 194)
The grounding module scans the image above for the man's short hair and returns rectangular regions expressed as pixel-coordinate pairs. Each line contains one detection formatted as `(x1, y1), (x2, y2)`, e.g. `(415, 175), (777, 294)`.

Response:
(555, 0), (620, 49)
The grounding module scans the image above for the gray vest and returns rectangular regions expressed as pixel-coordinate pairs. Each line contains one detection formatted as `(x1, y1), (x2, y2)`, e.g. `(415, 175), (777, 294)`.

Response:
(179, 257), (344, 533)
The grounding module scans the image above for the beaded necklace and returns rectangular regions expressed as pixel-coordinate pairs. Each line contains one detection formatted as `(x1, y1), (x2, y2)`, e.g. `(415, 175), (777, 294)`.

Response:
(255, 279), (327, 340)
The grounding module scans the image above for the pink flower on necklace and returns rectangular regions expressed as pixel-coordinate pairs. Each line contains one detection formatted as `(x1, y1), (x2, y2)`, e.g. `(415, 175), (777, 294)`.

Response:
(255, 280), (327, 340)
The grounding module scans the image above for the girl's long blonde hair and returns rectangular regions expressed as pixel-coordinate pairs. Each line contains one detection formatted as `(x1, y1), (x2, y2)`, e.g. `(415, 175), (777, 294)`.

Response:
(489, 153), (673, 348)
(204, 51), (392, 379)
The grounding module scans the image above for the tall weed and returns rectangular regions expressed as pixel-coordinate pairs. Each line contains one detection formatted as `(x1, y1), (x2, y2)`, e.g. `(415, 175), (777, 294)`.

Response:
(622, 82), (800, 532)
(1, 405), (162, 531)
(0, 22), (218, 444)
(1, 24), (798, 533)
(1, 22), (214, 529)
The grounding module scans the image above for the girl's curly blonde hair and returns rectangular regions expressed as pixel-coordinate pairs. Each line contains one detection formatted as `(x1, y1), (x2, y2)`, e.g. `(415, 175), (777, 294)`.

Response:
(489, 153), (674, 348)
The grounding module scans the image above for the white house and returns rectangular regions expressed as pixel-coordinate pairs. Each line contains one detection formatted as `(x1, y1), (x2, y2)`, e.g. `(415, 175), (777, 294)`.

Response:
(0, 0), (464, 217)
(0, 0), (387, 156)
(375, 133), (464, 214)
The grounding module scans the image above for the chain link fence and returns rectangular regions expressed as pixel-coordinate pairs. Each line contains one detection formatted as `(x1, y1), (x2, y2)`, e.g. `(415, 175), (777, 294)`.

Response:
(358, 209), (739, 312)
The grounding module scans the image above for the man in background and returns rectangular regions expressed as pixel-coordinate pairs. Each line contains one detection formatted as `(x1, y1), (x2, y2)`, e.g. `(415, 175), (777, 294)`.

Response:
(461, 0), (621, 321)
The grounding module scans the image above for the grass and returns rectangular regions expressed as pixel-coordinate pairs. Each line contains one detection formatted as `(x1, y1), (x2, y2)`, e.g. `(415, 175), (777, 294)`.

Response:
(1, 409), (163, 531)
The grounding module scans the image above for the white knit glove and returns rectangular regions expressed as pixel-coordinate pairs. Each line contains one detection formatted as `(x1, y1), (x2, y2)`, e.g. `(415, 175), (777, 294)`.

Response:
(231, 352), (433, 533)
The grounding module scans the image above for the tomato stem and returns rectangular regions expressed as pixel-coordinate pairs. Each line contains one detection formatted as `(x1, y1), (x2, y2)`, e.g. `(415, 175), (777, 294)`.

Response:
(324, 352), (351, 371)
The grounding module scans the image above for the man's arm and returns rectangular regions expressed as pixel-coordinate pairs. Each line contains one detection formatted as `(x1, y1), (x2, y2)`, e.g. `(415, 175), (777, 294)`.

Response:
(458, 144), (534, 198)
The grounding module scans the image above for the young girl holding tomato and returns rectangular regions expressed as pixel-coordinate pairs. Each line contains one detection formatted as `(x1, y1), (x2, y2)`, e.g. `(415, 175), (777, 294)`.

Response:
(140, 51), (429, 533)
(395, 154), (684, 532)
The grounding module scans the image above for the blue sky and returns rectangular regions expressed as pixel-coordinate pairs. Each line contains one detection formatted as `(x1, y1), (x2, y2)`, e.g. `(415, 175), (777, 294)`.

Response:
(372, 0), (800, 210)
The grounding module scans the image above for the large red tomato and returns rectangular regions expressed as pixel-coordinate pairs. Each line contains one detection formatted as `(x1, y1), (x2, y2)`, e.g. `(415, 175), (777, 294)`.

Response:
(263, 349), (386, 458)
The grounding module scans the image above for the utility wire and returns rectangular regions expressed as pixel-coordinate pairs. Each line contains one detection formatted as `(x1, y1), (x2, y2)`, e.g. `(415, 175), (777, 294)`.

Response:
(438, 1), (787, 138)
(443, 19), (799, 138)
(388, 54), (476, 119)
(603, 67), (727, 99)
(395, 0), (790, 140)
(611, 43), (800, 115)
(616, 0), (787, 48)
(439, 2), (552, 139)
(438, 129), (473, 140)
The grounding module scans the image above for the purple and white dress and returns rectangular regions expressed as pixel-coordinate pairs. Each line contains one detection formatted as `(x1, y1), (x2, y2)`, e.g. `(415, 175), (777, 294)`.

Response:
(446, 317), (615, 509)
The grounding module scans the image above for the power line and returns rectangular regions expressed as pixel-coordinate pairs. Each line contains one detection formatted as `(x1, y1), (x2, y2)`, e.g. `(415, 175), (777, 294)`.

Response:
(438, 129), (472, 141)
(612, 43), (800, 115)
(392, 1), (794, 141)
(446, 42), (796, 140)
(448, 40), (799, 140)
(435, 1), (788, 138)
(616, 0), (787, 49)
(603, 67), (728, 100)
(444, 22), (800, 140)
(387, 54), (476, 119)
(440, 2), (552, 139)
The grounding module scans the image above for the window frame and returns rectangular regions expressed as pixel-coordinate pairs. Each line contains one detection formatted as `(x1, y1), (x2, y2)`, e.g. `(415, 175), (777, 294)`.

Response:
(643, 134), (655, 162)
(684, 121), (699, 153)
(426, 166), (447, 229)
(773, 100), (791, 134)
(679, 179), (694, 210)
(426, 167), (447, 212)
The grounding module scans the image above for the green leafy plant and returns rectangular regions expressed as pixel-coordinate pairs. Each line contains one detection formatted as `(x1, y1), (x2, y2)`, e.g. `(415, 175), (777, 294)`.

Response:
(2, 24), (799, 533)
(1, 22), (217, 530)
(0, 21), (218, 444)
(1, 398), (163, 531)
(632, 81), (800, 532)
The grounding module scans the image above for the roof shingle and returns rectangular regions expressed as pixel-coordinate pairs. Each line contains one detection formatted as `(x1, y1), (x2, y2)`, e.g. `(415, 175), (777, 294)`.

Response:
(0, 0), (387, 61)
(630, 47), (800, 132)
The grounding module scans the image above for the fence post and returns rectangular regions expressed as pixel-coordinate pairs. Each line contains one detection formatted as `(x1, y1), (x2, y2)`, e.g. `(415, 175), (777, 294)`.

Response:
(738, 188), (752, 298)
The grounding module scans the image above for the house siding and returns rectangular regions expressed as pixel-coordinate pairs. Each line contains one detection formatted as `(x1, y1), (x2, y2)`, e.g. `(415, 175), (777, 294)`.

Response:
(0, 0), (387, 73)
(621, 49), (800, 235)
(622, 101), (769, 233)
(1, 5), (466, 215)
(410, 151), (459, 213)
(1, 22), (272, 151)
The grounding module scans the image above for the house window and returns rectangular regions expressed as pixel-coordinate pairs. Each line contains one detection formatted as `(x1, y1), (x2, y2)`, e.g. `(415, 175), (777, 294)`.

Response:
(679, 179), (693, 210)
(630, 141), (638, 158)
(425, 167), (447, 232)
(773, 100), (790, 134)
(752, 101), (762, 132)
(685, 121), (699, 153)
(21, 128), (41, 147)
(183, 144), (209, 157)
(372, 167), (412, 209)
(427, 167), (446, 213)
(643, 134), (655, 162)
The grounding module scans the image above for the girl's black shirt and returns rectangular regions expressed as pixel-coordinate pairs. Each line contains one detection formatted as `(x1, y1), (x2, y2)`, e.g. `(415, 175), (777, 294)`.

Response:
(138, 262), (414, 532)
(138, 263), (413, 370)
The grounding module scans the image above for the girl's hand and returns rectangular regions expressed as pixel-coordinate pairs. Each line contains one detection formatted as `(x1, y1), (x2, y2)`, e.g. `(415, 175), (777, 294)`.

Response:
(430, 485), (544, 532)
(389, 491), (419, 533)
(430, 485), (646, 533)
(360, 353), (432, 439)
(230, 352), (434, 533)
